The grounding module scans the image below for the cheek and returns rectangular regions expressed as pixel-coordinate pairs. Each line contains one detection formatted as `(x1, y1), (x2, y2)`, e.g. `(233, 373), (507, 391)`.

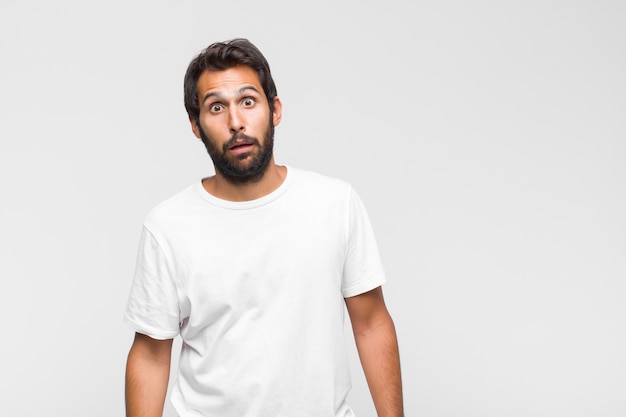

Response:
(200, 119), (227, 137)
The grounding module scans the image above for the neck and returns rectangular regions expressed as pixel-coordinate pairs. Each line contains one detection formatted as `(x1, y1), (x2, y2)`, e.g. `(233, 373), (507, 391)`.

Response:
(202, 159), (287, 202)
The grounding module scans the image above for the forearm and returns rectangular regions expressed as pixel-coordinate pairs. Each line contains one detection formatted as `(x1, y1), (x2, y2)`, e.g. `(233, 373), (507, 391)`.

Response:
(125, 342), (171, 417)
(353, 314), (404, 417)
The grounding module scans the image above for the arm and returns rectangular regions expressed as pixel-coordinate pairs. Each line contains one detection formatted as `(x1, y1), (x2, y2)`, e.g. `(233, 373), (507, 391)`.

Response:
(345, 286), (404, 417)
(125, 332), (174, 417)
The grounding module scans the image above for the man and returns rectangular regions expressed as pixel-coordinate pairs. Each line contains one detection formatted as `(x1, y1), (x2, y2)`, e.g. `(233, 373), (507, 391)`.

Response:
(125, 38), (403, 417)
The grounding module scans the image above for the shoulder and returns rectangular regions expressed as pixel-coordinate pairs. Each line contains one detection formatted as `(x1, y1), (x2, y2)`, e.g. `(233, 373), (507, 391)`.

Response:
(289, 166), (353, 197)
(143, 182), (201, 230)
(282, 167), (363, 217)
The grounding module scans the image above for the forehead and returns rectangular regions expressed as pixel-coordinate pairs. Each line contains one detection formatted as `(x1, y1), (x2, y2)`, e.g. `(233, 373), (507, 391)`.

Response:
(196, 65), (264, 99)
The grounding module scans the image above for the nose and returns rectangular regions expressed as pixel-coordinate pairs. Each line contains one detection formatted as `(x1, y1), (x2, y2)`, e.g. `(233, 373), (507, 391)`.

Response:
(228, 107), (245, 133)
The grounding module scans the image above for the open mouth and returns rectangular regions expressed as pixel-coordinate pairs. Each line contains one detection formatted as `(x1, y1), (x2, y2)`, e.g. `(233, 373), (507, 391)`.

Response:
(226, 135), (257, 153)
(229, 141), (253, 149)
(227, 140), (255, 155)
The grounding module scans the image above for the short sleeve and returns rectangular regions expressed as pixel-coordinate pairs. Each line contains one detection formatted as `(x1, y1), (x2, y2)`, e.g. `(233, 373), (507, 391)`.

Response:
(124, 226), (181, 339)
(341, 188), (387, 298)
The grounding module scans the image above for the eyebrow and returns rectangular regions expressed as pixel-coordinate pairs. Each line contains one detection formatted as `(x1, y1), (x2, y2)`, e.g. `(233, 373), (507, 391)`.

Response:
(201, 86), (261, 104)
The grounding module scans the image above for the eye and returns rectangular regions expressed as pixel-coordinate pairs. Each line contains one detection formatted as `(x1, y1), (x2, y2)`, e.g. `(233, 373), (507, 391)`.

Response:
(209, 103), (224, 113)
(242, 97), (255, 107)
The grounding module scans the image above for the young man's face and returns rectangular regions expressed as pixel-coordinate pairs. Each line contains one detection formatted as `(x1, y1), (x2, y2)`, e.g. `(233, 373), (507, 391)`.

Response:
(191, 65), (282, 183)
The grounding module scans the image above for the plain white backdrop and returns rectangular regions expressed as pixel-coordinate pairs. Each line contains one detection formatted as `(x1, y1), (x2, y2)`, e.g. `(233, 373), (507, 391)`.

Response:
(1, 1), (625, 416)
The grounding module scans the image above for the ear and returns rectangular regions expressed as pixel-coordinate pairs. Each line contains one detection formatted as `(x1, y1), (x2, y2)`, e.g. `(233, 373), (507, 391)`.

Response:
(272, 97), (283, 127)
(189, 116), (202, 139)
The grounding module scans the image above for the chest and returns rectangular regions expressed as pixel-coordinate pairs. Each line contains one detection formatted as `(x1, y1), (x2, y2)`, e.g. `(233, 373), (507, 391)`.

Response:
(168, 201), (348, 328)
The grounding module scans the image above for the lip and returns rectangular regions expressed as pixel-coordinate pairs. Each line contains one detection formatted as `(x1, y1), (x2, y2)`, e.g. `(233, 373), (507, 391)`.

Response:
(228, 143), (255, 155)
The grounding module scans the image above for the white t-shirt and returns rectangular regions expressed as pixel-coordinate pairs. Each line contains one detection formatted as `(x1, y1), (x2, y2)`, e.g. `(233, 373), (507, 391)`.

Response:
(125, 167), (386, 417)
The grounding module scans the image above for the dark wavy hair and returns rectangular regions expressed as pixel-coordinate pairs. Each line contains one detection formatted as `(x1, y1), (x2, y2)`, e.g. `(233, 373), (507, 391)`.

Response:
(183, 38), (278, 124)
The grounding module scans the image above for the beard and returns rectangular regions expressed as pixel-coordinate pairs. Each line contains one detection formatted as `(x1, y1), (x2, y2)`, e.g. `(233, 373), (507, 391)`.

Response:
(199, 120), (275, 184)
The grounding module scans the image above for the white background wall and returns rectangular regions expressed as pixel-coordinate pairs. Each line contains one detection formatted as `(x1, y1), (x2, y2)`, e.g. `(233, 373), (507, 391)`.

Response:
(1, 1), (625, 416)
